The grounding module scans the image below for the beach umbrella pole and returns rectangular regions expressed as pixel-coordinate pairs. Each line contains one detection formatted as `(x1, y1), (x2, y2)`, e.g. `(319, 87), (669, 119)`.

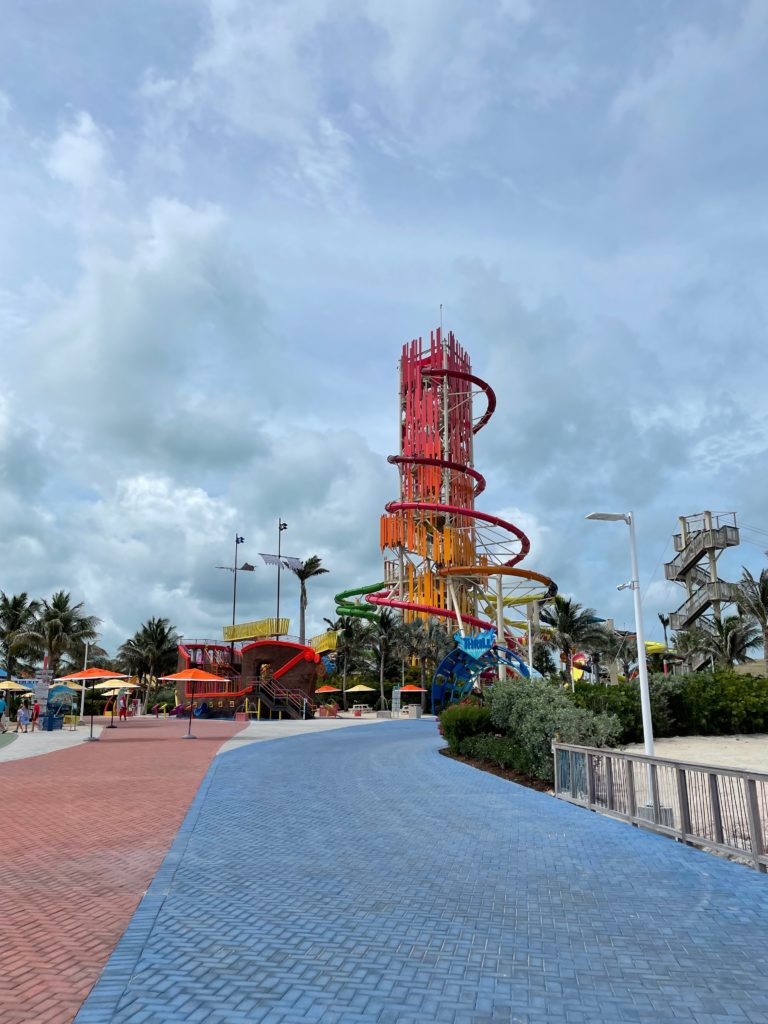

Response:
(183, 681), (196, 739)
(86, 681), (99, 742)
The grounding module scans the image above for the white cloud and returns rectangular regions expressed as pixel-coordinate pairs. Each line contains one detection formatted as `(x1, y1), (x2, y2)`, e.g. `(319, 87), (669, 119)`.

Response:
(45, 111), (110, 191)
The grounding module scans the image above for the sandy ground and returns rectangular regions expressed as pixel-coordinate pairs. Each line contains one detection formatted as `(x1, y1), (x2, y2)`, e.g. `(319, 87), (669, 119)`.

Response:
(624, 734), (768, 773)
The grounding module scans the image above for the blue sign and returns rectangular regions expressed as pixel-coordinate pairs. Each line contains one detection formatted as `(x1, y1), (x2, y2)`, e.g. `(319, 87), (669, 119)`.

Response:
(454, 629), (496, 660)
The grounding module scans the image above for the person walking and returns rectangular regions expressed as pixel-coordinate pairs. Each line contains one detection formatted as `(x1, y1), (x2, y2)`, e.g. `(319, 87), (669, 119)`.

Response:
(118, 693), (127, 722)
(29, 699), (41, 732)
(0, 694), (8, 733)
(15, 702), (29, 734)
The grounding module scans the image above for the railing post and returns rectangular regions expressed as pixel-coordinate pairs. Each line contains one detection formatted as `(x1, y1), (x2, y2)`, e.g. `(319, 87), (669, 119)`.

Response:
(605, 757), (615, 811)
(744, 778), (766, 872)
(626, 758), (637, 819)
(651, 764), (662, 826)
(708, 773), (724, 845)
(586, 752), (595, 808)
(676, 767), (691, 841)
(553, 745), (559, 792)
(568, 750), (577, 799)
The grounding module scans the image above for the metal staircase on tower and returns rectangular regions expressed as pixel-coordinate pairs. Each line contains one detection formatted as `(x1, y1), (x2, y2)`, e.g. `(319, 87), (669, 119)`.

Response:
(664, 511), (740, 633)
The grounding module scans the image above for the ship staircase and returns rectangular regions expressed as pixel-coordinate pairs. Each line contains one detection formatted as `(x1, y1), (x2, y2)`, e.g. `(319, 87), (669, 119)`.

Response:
(250, 676), (316, 720)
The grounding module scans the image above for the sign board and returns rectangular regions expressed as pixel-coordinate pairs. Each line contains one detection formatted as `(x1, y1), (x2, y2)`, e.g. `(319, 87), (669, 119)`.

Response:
(33, 668), (53, 713)
(391, 687), (401, 715)
(223, 618), (290, 642)
(454, 629), (496, 660)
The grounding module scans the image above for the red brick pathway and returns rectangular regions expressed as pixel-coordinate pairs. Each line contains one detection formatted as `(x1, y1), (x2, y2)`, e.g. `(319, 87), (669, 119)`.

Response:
(0, 717), (244, 1024)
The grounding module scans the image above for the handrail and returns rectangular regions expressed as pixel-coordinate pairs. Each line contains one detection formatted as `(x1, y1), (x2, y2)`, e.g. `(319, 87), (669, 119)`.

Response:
(253, 676), (316, 716)
(669, 581), (737, 630)
(553, 742), (768, 871)
(666, 525), (740, 577)
(553, 741), (768, 783)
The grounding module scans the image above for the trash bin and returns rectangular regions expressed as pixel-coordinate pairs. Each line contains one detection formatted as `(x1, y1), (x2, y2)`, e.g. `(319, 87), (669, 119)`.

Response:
(41, 712), (64, 732)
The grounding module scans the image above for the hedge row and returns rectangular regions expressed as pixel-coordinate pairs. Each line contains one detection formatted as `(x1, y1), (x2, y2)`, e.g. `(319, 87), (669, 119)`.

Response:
(440, 680), (619, 783)
(572, 670), (768, 743)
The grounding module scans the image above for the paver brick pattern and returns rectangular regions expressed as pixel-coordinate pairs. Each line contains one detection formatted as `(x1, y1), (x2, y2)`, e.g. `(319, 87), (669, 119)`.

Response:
(77, 722), (768, 1024)
(0, 717), (244, 1024)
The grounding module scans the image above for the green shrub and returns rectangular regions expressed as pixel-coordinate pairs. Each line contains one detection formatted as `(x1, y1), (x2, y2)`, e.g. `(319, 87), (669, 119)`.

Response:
(487, 678), (620, 782)
(459, 734), (530, 774)
(571, 677), (677, 743)
(439, 704), (493, 752)
(572, 671), (768, 741)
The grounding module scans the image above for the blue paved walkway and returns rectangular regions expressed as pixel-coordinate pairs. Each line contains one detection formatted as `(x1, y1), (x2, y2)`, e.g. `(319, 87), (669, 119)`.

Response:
(77, 723), (768, 1024)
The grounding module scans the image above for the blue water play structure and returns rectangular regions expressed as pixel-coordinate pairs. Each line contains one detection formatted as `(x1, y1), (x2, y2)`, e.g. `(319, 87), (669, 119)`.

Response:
(431, 642), (531, 712)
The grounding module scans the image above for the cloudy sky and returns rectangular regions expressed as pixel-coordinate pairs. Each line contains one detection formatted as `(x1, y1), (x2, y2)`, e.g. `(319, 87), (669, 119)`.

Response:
(2, 0), (767, 653)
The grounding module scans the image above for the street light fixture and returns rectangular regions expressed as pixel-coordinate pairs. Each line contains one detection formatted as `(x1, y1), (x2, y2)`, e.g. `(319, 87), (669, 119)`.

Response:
(259, 522), (301, 639)
(216, 534), (256, 664)
(586, 511), (654, 758)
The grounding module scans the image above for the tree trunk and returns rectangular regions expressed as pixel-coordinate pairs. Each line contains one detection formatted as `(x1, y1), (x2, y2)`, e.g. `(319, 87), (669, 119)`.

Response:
(420, 657), (427, 711)
(299, 585), (307, 645)
(379, 650), (385, 710)
(763, 627), (768, 679)
(342, 653), (348, 710)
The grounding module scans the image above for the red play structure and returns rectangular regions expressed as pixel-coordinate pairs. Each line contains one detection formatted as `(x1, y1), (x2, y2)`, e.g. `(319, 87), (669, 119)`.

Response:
(174, 639), (324, 719)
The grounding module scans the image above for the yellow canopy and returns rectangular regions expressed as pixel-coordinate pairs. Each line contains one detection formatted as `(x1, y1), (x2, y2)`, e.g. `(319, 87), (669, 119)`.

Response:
(93, 680), (140, 691)
(1, 680), (33, 692)
(645, 641), (667, 655)
(346, 683), (376, 693)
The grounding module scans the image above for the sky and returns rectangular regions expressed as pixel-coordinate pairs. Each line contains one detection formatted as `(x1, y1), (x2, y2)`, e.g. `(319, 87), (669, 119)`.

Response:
(1, 0), (767, 654)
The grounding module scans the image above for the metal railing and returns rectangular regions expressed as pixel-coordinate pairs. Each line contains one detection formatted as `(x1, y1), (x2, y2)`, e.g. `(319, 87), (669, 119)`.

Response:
(669, 580), (738, 630)
(553, 742), (768, 872)
(667, 525), (740, 576)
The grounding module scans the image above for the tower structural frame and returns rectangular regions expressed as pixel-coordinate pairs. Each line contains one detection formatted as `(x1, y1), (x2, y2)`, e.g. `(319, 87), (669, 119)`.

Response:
(336, 327), (557, 670)
(664, 511), (740, 632)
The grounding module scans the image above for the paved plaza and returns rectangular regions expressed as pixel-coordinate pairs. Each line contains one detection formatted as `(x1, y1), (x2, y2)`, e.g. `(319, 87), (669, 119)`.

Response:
(67, 720), (768, 1024)
(0, 717), (245, 1024)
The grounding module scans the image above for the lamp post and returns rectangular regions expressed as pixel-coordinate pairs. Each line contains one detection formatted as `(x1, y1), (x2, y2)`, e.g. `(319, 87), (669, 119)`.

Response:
(216, 534), (256, 664)
(276, 518), (287, 636)
(80, 641), (89, 722)
(585, 511), (654, 757)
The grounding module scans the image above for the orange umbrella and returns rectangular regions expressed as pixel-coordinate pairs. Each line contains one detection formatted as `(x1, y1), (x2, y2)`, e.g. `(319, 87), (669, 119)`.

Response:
(400, 684), (426, 692)
(159, 668), (230, 682)
(55, 668), (128, 741)
(315, 684), (340, 693)
(159, 668), (230, 738)
(56, 667), (128, 681)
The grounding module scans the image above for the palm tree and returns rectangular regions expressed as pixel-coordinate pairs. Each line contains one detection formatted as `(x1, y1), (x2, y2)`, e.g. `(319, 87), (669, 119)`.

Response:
(389, 618), (416, 690)
(407, 619), (454, 705)
(0, 592), (40, 677)
(736, 567), (768, 674)
(117, 617), (180, 703)
(539, 596), (606, 690)
(370, 609), (398, 709)
(20, 591), (100, 677)
(324, 614), (370, 710)
(60, 638), (110, 675)
(672, 628), (707, 672)
(292, 556), (329, 644)
(695, 615), (761, 668)
(658, 613), (670, 647)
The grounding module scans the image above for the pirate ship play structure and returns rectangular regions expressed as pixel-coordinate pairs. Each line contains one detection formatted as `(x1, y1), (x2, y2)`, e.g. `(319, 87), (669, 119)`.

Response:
(174, 619), (335, 719)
